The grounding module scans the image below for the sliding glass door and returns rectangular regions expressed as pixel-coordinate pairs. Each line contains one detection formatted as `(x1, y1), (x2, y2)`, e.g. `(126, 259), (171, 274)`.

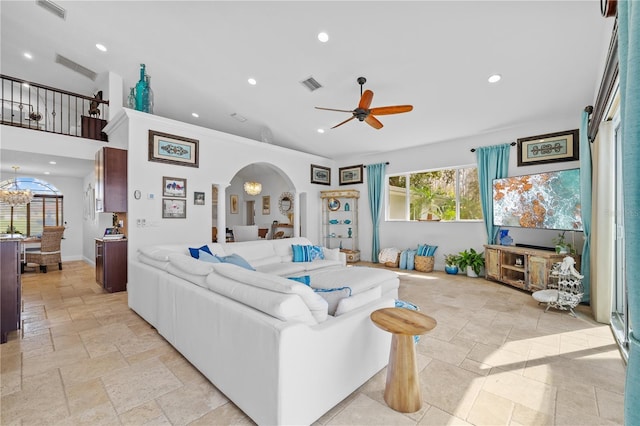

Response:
(611, 117), (629, 360)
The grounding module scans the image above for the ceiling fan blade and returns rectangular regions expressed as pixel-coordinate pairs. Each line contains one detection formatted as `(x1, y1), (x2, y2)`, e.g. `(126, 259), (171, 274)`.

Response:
(369, 105), (414, 115)
(331, 115), (356, 129)
(315, 107), (356, 113)
(364, 114), (383, 129)
(359, 89), (374, 109)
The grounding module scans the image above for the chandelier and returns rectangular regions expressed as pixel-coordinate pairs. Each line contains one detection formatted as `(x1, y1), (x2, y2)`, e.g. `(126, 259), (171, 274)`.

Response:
(243, 181), (262, 196)
(0, 166), (34, 207)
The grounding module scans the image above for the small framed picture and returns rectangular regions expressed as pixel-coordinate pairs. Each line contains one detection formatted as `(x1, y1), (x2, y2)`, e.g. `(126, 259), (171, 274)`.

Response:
(230, 194), (239, 214)
(517, 129), (579, 166)
(162, 198), (187, 218)
(310, 164), (331, 185)
(194, 191), (205, 205)
(262, 195), (271, 215)
(339, 164), (364, 185)
(163, 176), (187, 198)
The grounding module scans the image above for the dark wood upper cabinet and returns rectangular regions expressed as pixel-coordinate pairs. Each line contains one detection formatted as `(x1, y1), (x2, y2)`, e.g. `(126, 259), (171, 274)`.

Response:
(96, 147), (127, 213)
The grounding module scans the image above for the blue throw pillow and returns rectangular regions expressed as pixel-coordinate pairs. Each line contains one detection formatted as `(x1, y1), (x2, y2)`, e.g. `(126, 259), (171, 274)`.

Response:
(198, 251), (221, 264)
(216, 253), (255, 270)
(287, 275), (311, 286)
(417, 244), (438, 257)
(292, 245), (325, 262)
(189, 245), (212, 259)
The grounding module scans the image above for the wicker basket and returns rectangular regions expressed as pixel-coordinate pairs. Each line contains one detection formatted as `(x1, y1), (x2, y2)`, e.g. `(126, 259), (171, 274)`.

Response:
(384, 253), (400, 268)
(414, 255), (434, 272)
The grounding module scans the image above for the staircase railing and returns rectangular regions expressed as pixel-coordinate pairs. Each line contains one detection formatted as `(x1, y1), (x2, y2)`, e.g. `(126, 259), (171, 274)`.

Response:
(1, 74), (110, 141)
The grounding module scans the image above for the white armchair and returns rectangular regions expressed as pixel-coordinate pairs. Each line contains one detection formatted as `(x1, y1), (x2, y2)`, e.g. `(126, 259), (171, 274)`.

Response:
(232, 225), (259, 242)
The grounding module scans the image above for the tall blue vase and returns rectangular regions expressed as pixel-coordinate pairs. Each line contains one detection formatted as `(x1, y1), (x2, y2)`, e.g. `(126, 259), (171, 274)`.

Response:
(135, 64), (148, 111)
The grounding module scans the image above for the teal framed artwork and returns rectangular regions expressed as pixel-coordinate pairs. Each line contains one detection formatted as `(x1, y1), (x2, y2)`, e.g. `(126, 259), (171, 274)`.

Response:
(149, 130), (199, 168)
(517, 129), (579, 166)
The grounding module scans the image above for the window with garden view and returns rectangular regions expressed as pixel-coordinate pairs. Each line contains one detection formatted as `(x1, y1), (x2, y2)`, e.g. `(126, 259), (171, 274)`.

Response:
(387, 167), (482, 221)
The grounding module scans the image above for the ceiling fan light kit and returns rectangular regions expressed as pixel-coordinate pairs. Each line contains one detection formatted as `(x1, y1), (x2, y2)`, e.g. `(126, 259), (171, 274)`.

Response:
(315, 77), (412, 130)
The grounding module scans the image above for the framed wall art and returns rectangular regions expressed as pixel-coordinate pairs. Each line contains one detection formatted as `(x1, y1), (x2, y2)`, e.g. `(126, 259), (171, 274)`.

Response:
(162, 198), (187, 218)
(194, 191), (205, 205)
(230, 194), (239, 214)
(149, 130), (199, 168)
(339, 164), (364, 185)
(163, 176), (187, 198)
(262, 195), (271, 215)
(517, 129), (579, 166)
(310, 164), (331, 185)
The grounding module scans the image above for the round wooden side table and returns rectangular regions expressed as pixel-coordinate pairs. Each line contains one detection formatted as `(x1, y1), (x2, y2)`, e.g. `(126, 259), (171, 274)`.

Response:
(370, 307), (437, 413)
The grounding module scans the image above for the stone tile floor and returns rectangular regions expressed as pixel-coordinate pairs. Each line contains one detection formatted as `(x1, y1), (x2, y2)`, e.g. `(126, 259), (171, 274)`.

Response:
(0, 261), (626, 425)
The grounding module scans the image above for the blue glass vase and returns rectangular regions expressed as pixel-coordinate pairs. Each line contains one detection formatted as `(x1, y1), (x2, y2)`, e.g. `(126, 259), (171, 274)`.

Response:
(135, 64), (148, 111)
(499, 229), (513, 246)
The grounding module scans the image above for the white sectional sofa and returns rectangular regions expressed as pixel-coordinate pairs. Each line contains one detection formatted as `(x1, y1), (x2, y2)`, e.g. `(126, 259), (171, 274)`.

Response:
(128, 237), (399, 425)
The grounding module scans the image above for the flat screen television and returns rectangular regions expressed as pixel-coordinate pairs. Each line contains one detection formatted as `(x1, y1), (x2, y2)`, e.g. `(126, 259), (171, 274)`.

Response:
(492, 168), (582, 231)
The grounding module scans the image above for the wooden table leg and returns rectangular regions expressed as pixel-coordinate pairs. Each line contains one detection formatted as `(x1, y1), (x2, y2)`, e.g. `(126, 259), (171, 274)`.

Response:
(384, 333), (421, 413)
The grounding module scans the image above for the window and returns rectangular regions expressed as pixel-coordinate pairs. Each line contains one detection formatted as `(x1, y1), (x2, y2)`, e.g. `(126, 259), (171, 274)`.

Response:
(387, 166), (482, 221)
(0, 178), (63, 236)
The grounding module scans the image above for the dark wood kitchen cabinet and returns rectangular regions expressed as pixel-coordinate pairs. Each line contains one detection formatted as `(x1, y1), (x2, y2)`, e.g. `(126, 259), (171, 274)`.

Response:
(95, 147), (127, 213)
(95, 239), (127, 293)
(1, 240), (21, 343)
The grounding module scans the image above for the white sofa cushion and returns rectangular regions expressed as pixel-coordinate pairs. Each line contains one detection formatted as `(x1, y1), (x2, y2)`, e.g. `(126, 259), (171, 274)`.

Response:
(206, 276), (317, 325)
(335, 286), (382, 316)
(303, 260), (343, 271)
(223, 240), (278, 262)
(165, 253), (216, 288)
(138, 253), (170, 270)
(139, 246), (176, 261)
(255, 263), (306, 276)
(209, 263), (328, 322)
(304, 267), (399, 295)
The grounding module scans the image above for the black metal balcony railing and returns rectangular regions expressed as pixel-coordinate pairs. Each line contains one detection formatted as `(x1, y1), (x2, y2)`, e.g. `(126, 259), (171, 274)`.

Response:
(1, 74), (110, 141)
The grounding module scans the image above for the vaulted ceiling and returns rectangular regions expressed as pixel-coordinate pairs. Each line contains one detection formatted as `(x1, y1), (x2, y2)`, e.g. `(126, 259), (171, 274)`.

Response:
(1, 1), (613, 177)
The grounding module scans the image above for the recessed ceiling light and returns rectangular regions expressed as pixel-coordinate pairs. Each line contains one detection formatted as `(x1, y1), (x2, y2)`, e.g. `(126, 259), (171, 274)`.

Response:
(488, 74), (502, 83)
(23, 52), (33, 60)
(49, 161), (56, 165)
(192, 113), (199, 118)
(95, 43), (107, 52)
(247, 78), (257, 85)
(44, 172), (50, 175)
(22, 83), (30, 88)
(317, 129), (325, 134)
(318, 32), (329, 43)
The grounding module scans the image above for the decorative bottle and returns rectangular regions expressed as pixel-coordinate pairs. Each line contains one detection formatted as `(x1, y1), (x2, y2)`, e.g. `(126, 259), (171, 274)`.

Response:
(348, 227), (353, 238)
(135, 64), (148, 111)
(127, 87), (135, 109)
(144, 75), (154, 114)
(344, 202), (350, 211)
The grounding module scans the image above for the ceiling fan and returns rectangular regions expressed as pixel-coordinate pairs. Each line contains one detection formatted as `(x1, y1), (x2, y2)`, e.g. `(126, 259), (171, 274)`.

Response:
(315, 77), (413, 130)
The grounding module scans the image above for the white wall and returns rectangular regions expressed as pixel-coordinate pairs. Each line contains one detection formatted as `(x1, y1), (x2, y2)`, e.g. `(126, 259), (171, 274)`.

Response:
(106, 109), (336, 261)
(337, 113), (584, 269)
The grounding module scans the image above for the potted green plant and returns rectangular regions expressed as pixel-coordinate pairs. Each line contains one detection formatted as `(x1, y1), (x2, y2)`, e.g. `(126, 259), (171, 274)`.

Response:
(552, 231), (575, 255)
(457, 248), (485, 277)
(443, 254), (460, 275)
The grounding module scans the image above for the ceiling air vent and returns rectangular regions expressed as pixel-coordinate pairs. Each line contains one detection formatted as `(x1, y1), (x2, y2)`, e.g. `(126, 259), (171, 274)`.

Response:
(300, 76), (322, 92)
(55, 54), (97, 81)
(36, 0), (67, 19)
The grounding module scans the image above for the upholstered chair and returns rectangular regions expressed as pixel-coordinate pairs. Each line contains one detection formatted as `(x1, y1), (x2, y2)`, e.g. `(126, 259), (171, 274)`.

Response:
(25, 226), (65, 273)
(232, 225), (259, 242)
